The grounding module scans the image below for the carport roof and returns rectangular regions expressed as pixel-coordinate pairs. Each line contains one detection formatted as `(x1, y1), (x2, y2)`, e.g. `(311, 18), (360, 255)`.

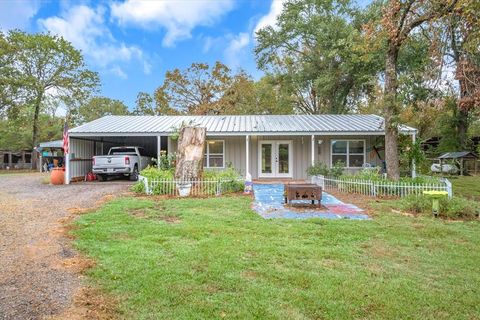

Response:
(69, 114), (416, 136)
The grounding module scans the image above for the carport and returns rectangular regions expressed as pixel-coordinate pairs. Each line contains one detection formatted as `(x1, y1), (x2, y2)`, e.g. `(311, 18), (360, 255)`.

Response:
(66, 120), (171, 184)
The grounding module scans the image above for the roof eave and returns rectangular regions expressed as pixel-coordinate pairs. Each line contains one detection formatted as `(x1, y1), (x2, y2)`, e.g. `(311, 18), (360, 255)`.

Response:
(69, 130), (389, 137)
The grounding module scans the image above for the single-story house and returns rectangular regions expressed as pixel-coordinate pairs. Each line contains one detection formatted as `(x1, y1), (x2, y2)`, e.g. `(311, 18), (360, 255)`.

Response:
(65, 114), (417, 183)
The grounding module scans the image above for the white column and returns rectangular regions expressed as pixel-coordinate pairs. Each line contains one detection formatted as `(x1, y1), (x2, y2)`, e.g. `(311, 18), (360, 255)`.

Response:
(245, 135), (250, 178)
(157, 135), (161, 168)
(39, 155), (43, 172)
(65, 136), (70, 184)
(167, 136), (172, 155)
(311, 135), (315, 166)
(411, 132), (417, 178)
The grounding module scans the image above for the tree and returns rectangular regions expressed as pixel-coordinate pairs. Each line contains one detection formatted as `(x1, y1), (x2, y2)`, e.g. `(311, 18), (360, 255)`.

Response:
(379, 0), (459, 179)
(133, 92), (156, 115)
(154, 62), (232, 115)
(444, 0), (480, 148)
(0, 31), (99, 167)
(153, 62), (289, 115)
(74, 96), (129, 124)
(255, 0), (382, 114)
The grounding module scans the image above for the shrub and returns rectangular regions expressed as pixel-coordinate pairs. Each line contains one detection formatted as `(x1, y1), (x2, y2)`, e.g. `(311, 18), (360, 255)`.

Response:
(439, 197), (480, 220)
(132, 166), (243, 195)
(306, 161), (344, 178)
(156, 151), (175, 170)
(330, 161), (345, 178)
(130, 181), (145, 193)
(398, 195), (431, 214)
(131, 166), (174, 195)
(306, 162), (329, 177)
(348, 167), (383, 181)
(202, 166), (244, 194)
(398, 195), (480, 220)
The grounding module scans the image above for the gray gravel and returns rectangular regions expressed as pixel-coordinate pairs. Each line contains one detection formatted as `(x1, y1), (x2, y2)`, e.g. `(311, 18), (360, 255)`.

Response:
(0, 173), (131, 320)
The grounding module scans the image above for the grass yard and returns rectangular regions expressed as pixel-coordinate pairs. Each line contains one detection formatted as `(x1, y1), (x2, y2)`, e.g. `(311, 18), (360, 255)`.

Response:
(450, 175), (480, 200)
(74, 196), (480, 319)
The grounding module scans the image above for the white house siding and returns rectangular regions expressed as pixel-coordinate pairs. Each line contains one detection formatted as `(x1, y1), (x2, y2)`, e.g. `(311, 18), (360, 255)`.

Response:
(169, 135), (382, 180)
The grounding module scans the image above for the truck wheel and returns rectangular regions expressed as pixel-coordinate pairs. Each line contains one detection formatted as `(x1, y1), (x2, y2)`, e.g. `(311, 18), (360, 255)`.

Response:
(130, 165), (139, 181)
(98, 174), (106, 182)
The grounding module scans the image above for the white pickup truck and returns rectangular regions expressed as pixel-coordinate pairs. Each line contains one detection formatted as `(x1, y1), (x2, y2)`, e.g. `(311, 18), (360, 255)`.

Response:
(92, 146), (151, 181)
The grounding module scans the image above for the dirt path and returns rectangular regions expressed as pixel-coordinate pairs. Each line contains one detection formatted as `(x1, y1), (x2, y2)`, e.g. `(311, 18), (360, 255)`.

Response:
(0, 173), (130, 320)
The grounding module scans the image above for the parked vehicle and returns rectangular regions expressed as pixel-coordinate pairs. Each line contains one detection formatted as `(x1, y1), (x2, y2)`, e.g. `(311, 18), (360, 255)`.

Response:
(92, 146), (151, 181)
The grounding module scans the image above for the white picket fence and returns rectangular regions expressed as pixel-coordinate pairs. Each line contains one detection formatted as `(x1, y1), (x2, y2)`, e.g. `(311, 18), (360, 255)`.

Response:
(312, 175), (452, 198)
(138, 175), (243, 196)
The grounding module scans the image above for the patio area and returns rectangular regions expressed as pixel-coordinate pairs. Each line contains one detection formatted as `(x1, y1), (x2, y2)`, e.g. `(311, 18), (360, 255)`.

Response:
(252, 184), (370, 220)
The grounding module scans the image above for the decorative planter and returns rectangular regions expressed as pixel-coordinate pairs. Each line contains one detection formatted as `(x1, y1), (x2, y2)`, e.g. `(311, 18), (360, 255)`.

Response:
(51, 167), (65, 185)
(177, 183), (192, 197)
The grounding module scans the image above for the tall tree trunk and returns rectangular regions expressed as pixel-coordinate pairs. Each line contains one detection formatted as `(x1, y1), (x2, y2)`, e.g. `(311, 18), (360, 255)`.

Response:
(31, 92), (43, 170)
(175, 127), (206, 180)
(457, 106), (469, 149)
(384, 44), (400, 180)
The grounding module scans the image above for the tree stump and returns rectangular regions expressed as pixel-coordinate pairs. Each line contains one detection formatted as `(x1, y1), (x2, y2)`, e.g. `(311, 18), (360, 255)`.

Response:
(174, 126), (206, 181)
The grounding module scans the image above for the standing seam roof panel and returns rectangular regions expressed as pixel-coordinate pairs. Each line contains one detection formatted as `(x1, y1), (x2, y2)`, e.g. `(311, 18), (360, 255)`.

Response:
(69, 115), (416, 134)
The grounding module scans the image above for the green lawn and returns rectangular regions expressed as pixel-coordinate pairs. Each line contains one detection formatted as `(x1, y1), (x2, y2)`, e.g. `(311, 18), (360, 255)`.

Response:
(74, 196), (480, 319)
(450, 175), (480, 200)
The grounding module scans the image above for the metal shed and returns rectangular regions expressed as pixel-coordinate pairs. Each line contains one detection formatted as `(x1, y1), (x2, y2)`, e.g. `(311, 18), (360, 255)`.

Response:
(437, 151), (478, 175)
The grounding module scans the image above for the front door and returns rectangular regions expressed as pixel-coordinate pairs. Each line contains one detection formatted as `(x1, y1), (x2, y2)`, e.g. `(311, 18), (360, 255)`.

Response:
(258, 141), (293, 178)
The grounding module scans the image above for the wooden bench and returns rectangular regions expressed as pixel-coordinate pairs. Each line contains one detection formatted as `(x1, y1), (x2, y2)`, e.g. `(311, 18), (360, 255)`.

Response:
(284, 183), (322, 207)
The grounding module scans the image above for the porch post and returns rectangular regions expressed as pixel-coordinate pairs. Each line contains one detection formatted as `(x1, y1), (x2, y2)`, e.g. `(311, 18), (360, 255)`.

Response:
(65, 136), (70, 185)
(311, 135), (315, 166)
(411, 132), (417, 178)
(245, 135), (250, 178)
(157, 135), (161, 168)
(167, 136), (172, 155)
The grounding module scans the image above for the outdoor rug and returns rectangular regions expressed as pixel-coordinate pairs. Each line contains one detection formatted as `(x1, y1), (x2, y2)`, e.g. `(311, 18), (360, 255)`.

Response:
(252, 184), (370, 220)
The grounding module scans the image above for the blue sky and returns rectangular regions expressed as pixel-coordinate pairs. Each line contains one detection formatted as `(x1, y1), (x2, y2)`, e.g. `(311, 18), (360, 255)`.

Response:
(0, 0), (369, 111)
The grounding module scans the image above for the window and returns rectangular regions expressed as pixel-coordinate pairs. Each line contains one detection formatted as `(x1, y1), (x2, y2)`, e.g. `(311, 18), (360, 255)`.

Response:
(331, 140), (365, 168)
(204, 140), (224, 168)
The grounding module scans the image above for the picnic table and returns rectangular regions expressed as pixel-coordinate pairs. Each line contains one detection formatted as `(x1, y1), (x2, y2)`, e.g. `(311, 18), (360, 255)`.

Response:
(284, 183), (322, 207)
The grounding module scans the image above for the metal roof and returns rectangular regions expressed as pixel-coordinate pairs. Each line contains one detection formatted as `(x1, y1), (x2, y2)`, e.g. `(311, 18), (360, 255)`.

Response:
(38, 140), (63, 149)
(69, 114), (416, 136)
(437, 151), (478, 159)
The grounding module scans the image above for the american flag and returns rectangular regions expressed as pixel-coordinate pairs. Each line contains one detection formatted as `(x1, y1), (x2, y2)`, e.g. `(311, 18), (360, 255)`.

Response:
(63, 122), (69, 154)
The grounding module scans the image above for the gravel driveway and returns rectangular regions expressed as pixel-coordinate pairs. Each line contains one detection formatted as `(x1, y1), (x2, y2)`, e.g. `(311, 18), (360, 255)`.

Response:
(0, 173), (131, 320)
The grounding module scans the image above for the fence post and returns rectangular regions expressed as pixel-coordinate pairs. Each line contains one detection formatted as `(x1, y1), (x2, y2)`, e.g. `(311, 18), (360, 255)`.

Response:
(140, 175), (150, 195)
(444, 178), (453, 199)
(370, 181), (376, 197)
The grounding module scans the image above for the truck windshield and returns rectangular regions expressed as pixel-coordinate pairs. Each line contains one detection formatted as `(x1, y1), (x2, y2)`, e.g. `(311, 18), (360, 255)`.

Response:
(109, 148), (137, 155)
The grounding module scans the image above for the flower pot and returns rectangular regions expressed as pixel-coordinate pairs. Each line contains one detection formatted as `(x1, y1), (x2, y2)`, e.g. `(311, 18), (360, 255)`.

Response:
(51, 167), (65, 185)
(177, 183), (192, 197)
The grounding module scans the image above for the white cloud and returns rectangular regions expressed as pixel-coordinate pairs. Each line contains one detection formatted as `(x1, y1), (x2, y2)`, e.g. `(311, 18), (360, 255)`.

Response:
(38, 5), (148, 75)
(143, 61), (152, 75)
(253, 0), (287, 36)
(110, 66), (128, 79)
(0, 0), (41, 31)
(224, 32), (250, 69)
(110, 0), (235, 47)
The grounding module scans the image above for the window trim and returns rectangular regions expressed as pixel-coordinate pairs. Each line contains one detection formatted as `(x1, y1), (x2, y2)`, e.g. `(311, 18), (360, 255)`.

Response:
(204, 140), (225, 169)
(330, 139), (366, 168)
